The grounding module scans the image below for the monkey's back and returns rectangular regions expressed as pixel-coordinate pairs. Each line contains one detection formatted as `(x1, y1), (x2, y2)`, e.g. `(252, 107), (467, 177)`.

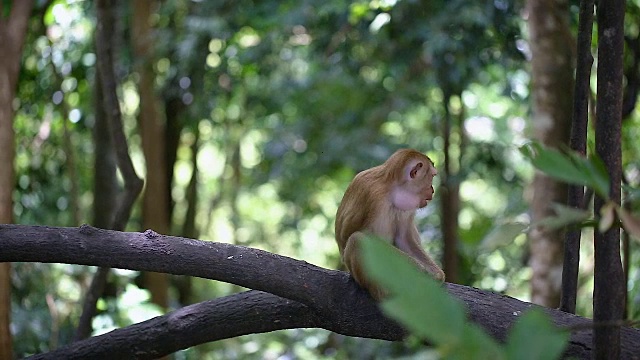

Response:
(335, 165), (389, 253)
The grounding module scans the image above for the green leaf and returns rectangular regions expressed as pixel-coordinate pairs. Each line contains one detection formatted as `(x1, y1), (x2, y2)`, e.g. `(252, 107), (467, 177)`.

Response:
(361, 236), (466, 344)
(535, 203), (591, 230)
(567, 150), (610, 199)
(447, 325), (504, 360)
(520, 143), (588, 184)
(480, 222), (528, 251)
(505, 309), (569, 360)
(361, 236), (504, 360)
(520, 142), (610, 199)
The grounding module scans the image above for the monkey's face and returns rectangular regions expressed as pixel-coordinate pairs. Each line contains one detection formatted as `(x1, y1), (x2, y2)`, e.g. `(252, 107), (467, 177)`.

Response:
(415, 162), (437, 208)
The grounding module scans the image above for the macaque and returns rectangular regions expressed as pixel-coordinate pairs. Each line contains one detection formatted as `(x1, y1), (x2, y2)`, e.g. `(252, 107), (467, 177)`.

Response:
(335, 148), (445, 300)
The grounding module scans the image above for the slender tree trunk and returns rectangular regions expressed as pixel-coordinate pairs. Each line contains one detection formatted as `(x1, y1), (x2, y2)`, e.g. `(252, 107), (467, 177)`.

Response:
(0, 2), (35, 357)
(76, 0), (144, 339)
(526, 0), (574, 307)
(164, 96), (184, 223)
(441, 94), (460, 283)
(593, 0), (625, 356)
(92, 72), (119, 230)
(0, 44), (16, 360)
(132, 0), (169, 308)
(74, 68), (120, 342)
(560, 0), (594, 314)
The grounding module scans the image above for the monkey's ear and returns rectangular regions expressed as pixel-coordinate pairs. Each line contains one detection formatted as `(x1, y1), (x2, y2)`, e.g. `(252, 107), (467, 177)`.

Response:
(409, 162), (423, 179)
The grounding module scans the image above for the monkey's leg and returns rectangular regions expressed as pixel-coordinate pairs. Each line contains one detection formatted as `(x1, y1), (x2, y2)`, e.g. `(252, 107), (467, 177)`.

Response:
(342, 231), (387, 300)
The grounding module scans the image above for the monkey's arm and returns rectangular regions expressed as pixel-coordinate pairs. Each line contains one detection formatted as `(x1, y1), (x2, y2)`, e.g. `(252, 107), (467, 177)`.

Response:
(395, 226), (445, 282)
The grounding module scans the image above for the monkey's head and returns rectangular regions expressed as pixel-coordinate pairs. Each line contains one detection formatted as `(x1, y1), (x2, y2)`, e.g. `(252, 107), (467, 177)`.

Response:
(408, 158), (437, 208)
(387, 149), (438, 210)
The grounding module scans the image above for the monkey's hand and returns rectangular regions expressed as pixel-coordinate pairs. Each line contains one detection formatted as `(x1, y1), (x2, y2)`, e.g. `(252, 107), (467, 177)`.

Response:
(412, 258), (445, 283)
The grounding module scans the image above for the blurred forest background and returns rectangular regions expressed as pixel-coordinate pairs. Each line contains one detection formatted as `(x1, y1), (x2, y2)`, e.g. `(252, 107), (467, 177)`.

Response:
(1, 0), (640, 358)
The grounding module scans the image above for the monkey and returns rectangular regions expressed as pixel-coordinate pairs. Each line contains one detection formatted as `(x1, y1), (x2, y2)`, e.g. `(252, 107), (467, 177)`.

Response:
(335, 148), (445, 300)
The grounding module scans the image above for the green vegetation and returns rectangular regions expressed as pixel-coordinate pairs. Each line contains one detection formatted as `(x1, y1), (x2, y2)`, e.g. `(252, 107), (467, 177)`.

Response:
(4, 0), (640, 358)
(361, 235), (568, 360)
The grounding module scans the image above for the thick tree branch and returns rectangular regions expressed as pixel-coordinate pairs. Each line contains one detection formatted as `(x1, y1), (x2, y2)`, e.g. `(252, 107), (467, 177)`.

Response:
(30, 291), (318, 360)
(1, 224), (639, 359)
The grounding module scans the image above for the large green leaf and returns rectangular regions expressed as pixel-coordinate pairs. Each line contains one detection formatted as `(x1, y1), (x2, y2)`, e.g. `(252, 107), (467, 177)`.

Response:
(567, 150), (610, 200)
(361, 236), (466, 344)
(520, 142), (610, 198)
(360, 236), (503, 357)
(505, 309), (569, 360)
(449, 325), (504, 360)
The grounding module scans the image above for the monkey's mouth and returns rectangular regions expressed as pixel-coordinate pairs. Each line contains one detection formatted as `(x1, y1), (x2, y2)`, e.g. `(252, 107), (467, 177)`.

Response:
(426, 186), (435, 201)
(421, 193), (434, 207)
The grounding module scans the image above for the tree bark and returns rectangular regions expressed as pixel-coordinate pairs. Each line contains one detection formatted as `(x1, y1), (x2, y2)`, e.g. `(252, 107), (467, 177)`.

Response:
(441, 93), (460, 283)
(1, 224), (639, 359)
(526, 0), (574, 307)
(593, 0), (625, 357)
(0, 2), (36, 358)
(95, 0), (144, 231)
(560, 0), (594, 315)
(91, 71), (119, 230)
(132, 0), (170, 309)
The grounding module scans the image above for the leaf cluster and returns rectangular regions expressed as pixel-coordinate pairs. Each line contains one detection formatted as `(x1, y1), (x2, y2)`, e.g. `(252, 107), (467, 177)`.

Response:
(517, 141), (640, 241)
(361, 236), (569, 360)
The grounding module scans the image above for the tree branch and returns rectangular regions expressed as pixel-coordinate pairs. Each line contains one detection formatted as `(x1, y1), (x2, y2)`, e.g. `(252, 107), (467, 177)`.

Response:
(1, 224), (639, 359)
(30, 291), (318, 360)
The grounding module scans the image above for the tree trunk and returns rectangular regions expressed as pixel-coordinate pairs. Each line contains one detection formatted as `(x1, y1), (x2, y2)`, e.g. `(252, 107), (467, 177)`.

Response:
(593, 0), (625, 356)
(526, 0), (574, 307)
(74, 67), (120, 342)
(164, 96), (184, 223)
(560, 0), (594, 315)
(441, 94), (460, 283)
(92, 72), (119, 229)
(0, 2), (35, 358)
(132, 0), (169, 308)
(76, 0), (145, 340)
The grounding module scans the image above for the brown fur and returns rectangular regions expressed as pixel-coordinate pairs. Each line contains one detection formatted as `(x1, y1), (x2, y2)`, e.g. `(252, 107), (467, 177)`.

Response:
(335, 149), (444, 300)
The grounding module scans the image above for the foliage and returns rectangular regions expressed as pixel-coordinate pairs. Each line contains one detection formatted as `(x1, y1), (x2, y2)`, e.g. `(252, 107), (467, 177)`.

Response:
(7, 0), (640, 357)
(521, 141), (640, 241)
(361, 236), (569, 360)
(520, 142), (609, 199)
